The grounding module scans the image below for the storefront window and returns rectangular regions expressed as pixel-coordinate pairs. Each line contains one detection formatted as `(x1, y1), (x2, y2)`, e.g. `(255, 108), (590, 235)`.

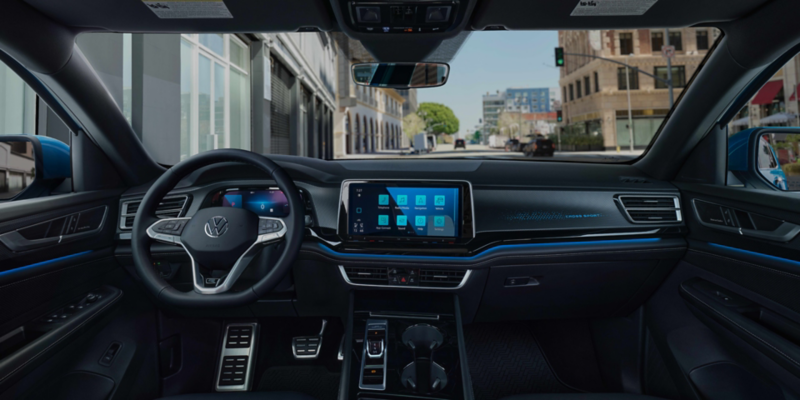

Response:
(0, 62), (37, 135)
(181, 34), (251, 160)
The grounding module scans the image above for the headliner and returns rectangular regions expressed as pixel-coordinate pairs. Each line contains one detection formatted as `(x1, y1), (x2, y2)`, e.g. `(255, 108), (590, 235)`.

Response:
(23, 0), (765, 33)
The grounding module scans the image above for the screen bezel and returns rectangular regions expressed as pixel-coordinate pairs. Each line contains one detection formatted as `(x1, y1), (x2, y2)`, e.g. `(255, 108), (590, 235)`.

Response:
(337, 180), (475, 244)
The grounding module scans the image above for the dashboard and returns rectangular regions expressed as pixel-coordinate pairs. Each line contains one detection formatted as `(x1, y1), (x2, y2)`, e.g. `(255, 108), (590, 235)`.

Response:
(114, 157), (688, 322)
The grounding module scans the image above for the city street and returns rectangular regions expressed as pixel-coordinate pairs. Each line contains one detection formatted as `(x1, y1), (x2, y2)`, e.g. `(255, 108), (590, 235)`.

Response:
(339, 143), (644, 161)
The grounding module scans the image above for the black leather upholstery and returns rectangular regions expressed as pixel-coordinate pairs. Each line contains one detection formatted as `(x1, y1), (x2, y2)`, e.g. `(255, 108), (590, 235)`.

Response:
(500, 394), (665, 400)
(157, 392), (317, 400)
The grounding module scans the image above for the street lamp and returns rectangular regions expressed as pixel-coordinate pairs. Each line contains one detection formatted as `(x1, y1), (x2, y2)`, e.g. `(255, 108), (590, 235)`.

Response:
(625, 53), (634, 153)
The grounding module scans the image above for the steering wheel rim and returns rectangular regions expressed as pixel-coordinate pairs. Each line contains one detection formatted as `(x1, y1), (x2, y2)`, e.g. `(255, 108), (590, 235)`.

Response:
(131, 149), (304, 308)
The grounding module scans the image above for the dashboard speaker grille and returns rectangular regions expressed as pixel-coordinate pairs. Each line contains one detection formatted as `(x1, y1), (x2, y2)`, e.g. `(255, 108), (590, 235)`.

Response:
(119, 195), (190, 230)
(419, 269), (467, 288)
(617, 195), (681, 224)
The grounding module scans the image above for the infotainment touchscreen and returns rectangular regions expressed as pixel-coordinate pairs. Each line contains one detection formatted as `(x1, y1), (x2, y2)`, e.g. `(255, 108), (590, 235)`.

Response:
(346, 182), (462, 238)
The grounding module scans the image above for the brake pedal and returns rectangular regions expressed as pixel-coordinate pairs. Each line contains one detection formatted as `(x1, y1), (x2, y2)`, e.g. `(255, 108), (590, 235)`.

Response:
(293, 319), (327, 359)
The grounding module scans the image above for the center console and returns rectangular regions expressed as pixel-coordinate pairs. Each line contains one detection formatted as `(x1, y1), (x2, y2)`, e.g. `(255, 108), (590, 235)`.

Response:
(345, 292), (471, 400)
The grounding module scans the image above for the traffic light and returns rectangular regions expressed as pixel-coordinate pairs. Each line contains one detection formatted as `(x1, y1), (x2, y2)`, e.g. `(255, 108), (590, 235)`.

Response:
(556, 110), (563, 122)
(555, 47), (565, 67)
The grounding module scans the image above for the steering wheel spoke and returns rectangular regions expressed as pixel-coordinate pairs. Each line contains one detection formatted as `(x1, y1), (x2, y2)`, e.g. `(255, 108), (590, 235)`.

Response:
(257, 216), (288, 244)
(146, 217), (191, 245)
(183, 216), (289, 295)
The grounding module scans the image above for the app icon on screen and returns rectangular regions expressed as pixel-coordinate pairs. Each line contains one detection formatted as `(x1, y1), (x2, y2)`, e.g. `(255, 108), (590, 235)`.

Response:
(415, 216), (426, 226)
(434, 195), (445, 206)
(397, 215), (407, 226)
(415, 195), (426, 206)
(378, 195), (389, 205)
(434, 216), (445, 227)
(378, 215), (389, 226)
(397, 195), (407, 205)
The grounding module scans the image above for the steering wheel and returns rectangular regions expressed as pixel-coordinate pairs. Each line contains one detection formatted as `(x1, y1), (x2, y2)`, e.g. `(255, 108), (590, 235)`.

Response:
(131, 149), (304, 308)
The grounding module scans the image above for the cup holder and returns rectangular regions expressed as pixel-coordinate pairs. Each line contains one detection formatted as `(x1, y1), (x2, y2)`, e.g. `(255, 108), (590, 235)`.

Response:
(400, 323), (448, 393)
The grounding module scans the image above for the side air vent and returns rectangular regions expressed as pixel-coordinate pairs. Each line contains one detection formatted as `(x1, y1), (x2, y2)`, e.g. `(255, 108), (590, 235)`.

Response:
(343, 267), (388, 284)
(617, 195), (681, 224)
(419, 269), (467, 288)
(119, 195), (190, 230)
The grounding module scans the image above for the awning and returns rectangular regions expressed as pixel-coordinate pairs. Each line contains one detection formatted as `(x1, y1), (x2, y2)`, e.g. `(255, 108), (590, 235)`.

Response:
(759, 112), (796, 124)
(730, 116), (749, 127)
(790, 83), (800, 101)
(751, 80), (783, 105)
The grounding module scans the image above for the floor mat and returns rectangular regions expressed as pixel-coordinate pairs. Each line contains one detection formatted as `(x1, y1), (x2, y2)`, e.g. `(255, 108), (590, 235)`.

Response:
(530, 319), (607, 393)
(464, 323), (574, 400)
(257, 366), (340, 400)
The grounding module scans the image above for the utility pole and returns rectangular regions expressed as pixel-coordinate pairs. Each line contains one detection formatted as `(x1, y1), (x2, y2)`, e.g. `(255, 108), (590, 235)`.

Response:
(664, 29), (674, 108)
(625, 54), (634, 153)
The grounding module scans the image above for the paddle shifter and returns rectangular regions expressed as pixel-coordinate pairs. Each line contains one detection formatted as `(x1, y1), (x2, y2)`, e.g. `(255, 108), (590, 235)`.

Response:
(401, 324), (448, 393)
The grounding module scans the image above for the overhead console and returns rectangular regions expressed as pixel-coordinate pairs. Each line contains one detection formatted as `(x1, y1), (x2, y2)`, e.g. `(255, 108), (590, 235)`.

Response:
(344, 0), (460, 34)
(338, 180), (474, 245)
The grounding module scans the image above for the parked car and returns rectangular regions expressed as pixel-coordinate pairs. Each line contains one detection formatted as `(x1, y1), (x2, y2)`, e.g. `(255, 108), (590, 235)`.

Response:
(523, 136), (555, 157)
(454, 139), (466, 149)
(504, 139), (521, 152)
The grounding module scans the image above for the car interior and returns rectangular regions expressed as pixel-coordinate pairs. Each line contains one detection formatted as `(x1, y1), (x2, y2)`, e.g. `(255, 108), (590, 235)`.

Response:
(3, 0), (800, 400)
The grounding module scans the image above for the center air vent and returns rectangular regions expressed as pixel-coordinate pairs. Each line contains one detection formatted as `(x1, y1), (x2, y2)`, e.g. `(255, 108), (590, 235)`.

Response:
(343, 267), (388, 284)
(119, 195), (189, 230)
(617, 195), (681, 224)
(341, 266), (468, 289)
(418, 269), (467, 288)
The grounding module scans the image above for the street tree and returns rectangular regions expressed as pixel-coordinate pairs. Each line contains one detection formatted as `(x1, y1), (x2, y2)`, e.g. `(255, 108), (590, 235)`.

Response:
(402, 113), (425, 140)
(497, 111), (524, 138)
(418, 103), (459, 135)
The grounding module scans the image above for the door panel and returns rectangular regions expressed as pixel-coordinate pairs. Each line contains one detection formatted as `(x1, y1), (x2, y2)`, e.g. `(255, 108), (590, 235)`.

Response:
(644, 184), (800, 399)
(0, 189), (128, 396)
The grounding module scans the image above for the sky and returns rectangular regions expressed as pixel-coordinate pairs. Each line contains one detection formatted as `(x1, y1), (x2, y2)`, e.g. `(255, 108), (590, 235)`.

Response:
(417, 31), (560, 136)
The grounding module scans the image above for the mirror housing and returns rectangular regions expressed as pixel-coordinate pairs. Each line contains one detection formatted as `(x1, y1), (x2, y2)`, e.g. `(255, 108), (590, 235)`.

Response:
(0, 135), (70, 200)
(352, 62), (449, 89)
(728, 127), (792, 191)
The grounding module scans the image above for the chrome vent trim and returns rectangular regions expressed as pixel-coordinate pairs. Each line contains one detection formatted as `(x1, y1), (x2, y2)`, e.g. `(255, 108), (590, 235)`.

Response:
(119, 195), (190, 230)
(616, 194), (681, 224)
(339, 265), (471, 290)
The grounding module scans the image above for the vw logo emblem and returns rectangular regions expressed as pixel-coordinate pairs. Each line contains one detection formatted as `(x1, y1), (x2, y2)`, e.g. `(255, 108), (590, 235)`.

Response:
(204, 216), (229, 238)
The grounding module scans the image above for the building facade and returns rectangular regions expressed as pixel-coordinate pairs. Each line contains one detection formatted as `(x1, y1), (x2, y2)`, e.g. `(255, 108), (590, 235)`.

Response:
(482, 88), (559, 132)
(396, 89), (418, 117)
(505, 88), (557, 113)
(482, 91), (505, 131)
(729, 54), (800, 133)
(332, 34), (406, 157)
(71, 32), (337, 165)
(558, 28), (718, 149)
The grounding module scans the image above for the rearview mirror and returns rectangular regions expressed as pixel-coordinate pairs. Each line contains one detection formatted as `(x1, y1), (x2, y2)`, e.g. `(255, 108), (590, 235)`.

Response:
(352, 63), (449, 89)
(0, 135), (70, 200)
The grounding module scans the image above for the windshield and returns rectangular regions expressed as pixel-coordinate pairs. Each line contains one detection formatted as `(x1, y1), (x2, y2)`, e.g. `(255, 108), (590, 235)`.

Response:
(75, 29), (718, 164)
